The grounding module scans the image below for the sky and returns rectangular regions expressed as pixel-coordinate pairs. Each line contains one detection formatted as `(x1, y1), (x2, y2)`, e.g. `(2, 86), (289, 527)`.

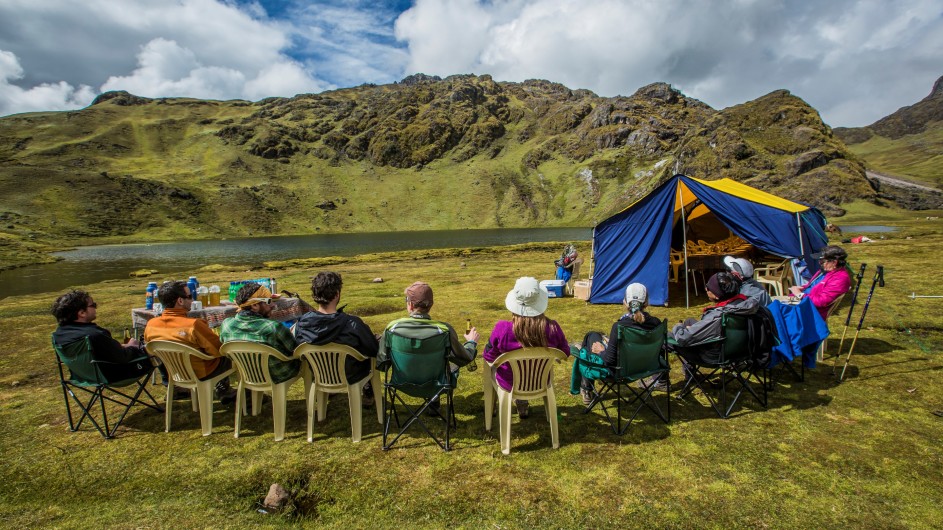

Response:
(0, 0), (941, 127)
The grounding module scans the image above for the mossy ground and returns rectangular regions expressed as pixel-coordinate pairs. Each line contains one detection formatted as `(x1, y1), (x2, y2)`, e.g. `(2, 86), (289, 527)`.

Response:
(0, 206), (941, 528)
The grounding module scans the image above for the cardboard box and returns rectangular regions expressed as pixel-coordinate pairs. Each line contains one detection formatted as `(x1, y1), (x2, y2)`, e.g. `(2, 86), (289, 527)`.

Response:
(540, 279), (566, 298)
(573, 280), (592, 301)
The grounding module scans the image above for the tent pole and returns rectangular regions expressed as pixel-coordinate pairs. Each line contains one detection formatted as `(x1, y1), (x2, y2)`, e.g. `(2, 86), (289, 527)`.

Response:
(679, 184), (690, 309)
(796, 212), (805, 256)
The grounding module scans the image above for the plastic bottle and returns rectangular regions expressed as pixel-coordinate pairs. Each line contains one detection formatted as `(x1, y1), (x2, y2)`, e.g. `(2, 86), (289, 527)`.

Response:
(145, 281), (157, 310)
(270, 277), (277, 295)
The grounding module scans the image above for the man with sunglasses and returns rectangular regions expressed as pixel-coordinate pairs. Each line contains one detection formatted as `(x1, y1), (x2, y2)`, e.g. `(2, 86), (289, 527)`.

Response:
(144, 280), (236, 402)
(220, 282), (300, 384)
(51, 289), (151, 381)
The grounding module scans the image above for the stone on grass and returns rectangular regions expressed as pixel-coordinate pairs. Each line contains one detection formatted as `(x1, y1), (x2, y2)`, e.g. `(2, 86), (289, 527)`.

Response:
(129, 269), (158, 277)
(263, 483), (290, 511)
(372, 277), (384, 283)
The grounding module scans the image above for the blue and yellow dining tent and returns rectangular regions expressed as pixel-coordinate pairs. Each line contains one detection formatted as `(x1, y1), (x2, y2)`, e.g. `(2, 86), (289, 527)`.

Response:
(590, 174), (829, 305)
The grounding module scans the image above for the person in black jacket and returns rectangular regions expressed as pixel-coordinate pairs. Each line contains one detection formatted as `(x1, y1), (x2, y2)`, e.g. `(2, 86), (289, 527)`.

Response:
(292, 271), (379, 406)
(51, 290), (150, 382)
(574, 283), (663, 404)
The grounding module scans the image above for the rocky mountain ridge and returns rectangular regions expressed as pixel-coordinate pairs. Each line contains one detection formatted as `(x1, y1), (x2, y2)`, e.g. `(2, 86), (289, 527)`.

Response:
(0, 74), (883, 267)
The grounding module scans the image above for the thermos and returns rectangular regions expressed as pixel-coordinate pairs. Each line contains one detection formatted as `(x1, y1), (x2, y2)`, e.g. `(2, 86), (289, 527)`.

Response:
(145, 281), (157, 310)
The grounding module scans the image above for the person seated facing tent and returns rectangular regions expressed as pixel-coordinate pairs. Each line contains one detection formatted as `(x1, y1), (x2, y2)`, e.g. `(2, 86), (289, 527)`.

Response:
(293, 271), (379, 407)
(570, 283), (664, 405)
(377, 281), (479, 411)
(554, 244), (581, 283)
(144, 280), (236, 403)
(785, 245), (852, 320)
(723, 256), (771, 307)
(220, 282), (301, 384)
(483, 277), (570, 418)
(670, 272), (759, 374)
(51, 290), (151, 382)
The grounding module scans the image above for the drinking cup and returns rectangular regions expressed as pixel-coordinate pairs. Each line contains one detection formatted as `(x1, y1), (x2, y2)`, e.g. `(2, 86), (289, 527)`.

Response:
(191, 301), (203, 311)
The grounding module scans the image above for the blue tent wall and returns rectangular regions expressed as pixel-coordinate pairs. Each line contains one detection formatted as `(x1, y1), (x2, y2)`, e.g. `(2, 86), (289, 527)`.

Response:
(589, 175), (829, 305)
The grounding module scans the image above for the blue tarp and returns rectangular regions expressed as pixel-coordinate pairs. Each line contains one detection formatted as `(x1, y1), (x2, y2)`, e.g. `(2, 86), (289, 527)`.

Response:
(590, 175), (829, 305)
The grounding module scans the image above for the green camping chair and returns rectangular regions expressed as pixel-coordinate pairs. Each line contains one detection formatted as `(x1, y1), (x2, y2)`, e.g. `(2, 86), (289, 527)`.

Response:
(671, 314), (767, 418)
(381, 328), (456, 451)
(53, 335), (162, 438)
(577, 320), (670, 434)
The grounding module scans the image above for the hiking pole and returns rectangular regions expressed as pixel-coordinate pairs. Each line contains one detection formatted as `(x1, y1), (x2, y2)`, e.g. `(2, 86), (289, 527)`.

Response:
(839, 265), (884, 382)
(910, 293), (943, 299)
(831, 263), (867, 373)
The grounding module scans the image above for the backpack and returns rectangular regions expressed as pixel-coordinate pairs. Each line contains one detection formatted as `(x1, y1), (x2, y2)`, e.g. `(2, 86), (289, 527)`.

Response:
(747, 306), (780, 368)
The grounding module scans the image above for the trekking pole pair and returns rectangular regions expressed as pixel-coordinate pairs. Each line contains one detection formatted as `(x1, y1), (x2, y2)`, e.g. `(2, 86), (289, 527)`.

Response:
(838, 265), (885, 382)
(831, 263), (867, 373)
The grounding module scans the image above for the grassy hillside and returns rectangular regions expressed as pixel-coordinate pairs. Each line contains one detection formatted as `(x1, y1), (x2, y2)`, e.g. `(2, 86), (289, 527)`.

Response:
(835, 75), (943, 190)
(1, 75), (878, 269)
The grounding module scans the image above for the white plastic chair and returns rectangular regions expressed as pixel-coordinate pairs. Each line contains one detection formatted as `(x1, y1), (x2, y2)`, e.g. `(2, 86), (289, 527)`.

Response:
(482, 347), (568, 454)
(756, 259), (790, 296)
(144, 340), (238, 436)
(817, 293), (846, 362)
(221, 341), (308, 441)
(295, 343), (383, 443)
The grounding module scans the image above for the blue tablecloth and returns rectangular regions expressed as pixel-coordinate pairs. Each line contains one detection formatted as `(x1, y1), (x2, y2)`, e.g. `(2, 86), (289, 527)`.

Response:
(768, 298), (830, 369)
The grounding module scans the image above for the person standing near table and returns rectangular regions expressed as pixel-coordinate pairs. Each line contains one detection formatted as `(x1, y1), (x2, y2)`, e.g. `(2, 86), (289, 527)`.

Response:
(293, 271), (379, 406)
(220, 282), (300, 384)
(144, 280), (236, 403)
(51, 290), (151, 381)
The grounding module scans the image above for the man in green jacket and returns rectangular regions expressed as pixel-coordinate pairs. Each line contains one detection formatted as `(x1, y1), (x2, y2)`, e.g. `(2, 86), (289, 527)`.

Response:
(220, 282), (300, 384)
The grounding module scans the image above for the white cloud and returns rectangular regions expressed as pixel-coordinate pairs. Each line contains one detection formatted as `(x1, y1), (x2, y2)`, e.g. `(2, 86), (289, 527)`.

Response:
(0, 50), (95, 116)
(393, 0), (943, 126)
(0, 0), (941, 126)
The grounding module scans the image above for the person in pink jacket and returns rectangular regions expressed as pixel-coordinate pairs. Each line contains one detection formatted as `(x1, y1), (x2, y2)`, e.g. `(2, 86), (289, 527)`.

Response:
(483, 277), (569, 418)
(789, 245), (852, 319)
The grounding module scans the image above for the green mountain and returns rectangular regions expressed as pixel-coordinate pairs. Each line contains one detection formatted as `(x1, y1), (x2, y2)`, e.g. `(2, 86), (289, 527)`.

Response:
(0, 74), (878, 268)
(834, 75), (943, 191)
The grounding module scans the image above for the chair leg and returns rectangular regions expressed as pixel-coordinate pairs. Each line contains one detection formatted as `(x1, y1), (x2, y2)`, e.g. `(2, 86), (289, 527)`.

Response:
(164, 383), (174, 432)
(498, 391), (512, 454)
(316, 387), (329, 421)
(348, 386), (363, 443)
(546, 388), (560, 449)
(251, 390), (262, 417)
(233, 382), (244, 438)
(273, 383), (287, 441)
(371, 370), (383, 425)
(197, 381), (214, 436)
(306, 382), (316, 442)
(482, 369), (494, 432)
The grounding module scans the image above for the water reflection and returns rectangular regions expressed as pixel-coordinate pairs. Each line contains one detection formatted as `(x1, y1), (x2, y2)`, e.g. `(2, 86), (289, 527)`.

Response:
(0, 227), (591, 299)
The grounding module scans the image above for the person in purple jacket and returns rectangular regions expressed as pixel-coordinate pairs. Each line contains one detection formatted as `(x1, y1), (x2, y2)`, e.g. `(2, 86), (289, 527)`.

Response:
(788, 245), (852, 319)
(483, 277), (569, 418)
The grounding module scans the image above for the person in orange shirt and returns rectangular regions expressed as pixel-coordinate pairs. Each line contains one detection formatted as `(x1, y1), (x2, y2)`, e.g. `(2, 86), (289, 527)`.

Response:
(144, 280), (236, 403)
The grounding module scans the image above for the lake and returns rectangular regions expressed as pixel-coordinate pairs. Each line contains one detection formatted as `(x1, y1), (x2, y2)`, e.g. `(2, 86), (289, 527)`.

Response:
(0, 227), (592, 299)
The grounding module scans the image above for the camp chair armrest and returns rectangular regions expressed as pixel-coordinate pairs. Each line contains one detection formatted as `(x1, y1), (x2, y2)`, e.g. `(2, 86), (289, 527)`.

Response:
(668, 336), (725, 350)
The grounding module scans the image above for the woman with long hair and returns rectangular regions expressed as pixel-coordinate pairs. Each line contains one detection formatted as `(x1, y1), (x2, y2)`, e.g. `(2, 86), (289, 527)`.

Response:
(483, 277), (570, 418)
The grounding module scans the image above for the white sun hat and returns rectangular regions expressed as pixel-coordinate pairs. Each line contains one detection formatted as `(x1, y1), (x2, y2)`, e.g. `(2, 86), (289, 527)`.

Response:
(505, 277), (549, 317)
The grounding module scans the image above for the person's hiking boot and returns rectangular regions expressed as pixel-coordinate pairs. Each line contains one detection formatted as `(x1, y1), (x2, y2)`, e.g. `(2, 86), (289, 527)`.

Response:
(515, 399), (530, 418)
(580, 387), (595, 407)
(638, 374), (669, 392)
(361, 391), (375, 408)
(172, 387), (191, 400)
(215, 379), (238, 404)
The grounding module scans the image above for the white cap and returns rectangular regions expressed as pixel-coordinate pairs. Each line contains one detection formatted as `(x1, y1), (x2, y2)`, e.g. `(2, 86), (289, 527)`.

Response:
(505, 277), (549, 317)
(624, 283), (647, 304)
(723, 256), (754, 278)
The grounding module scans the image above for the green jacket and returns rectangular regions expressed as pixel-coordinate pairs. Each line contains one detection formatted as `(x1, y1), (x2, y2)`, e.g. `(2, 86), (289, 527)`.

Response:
(377, 314), (477, 371)
(220, 310), (300, 384)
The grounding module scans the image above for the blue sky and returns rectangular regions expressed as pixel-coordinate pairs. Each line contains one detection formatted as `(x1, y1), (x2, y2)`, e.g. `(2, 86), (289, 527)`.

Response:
(1, 0), (941, 127)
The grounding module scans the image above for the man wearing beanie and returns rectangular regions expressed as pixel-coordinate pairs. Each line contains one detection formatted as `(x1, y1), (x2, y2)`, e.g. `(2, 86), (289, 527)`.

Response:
(671, 272), (759, 367)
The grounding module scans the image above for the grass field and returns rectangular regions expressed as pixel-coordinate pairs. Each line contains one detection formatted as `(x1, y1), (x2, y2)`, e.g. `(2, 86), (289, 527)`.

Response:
(1, 207), (941, 528)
